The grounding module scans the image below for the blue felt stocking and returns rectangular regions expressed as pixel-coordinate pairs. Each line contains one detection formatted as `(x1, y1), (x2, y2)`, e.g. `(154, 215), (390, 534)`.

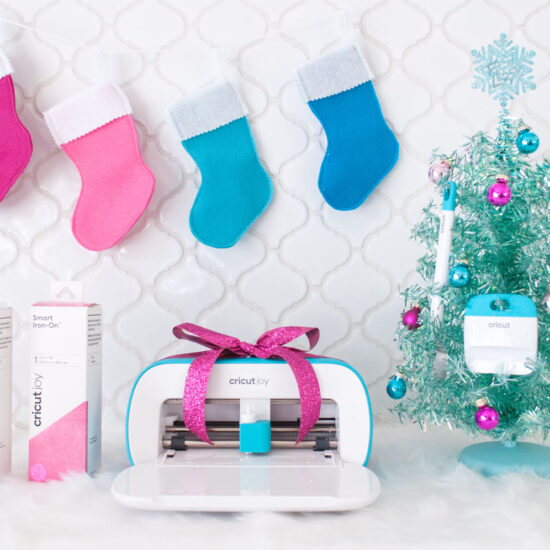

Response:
(296, 45), (398, 210)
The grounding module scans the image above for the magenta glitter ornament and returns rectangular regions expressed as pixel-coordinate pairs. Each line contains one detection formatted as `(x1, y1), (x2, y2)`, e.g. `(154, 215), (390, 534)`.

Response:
(428, 161), (450, 184)
(29, 462), (48, 482)
(475, 405), (500, 430)
(402, 306), (421, 330)
(487, 180), (511, 206)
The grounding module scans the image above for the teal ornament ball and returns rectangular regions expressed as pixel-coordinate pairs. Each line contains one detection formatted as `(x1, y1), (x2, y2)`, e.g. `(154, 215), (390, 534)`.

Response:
(449, 263), (471, 288)
(517, 129), (539, 154)
(387, 375), (407, 400)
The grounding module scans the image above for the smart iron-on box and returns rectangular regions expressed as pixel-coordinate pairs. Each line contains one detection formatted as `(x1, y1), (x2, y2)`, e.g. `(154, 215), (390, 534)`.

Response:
(112, 357), (380, 512)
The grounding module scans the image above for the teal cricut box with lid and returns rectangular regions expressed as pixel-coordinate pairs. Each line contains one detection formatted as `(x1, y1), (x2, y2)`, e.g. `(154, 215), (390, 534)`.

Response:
(464, 294), (538, 376)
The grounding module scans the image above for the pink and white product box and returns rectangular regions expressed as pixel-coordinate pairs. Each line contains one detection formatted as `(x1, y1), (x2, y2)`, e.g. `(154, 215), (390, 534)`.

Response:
(29, 301), (102, 482)
(0, 308), (12, 475)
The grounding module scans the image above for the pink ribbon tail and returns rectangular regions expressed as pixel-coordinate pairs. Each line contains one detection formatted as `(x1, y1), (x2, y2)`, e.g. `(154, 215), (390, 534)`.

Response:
(183, 348), (223, 445)
(276, 347), (321, 443)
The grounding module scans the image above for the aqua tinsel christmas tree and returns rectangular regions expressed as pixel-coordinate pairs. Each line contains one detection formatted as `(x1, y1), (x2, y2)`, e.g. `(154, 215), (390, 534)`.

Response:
(390, 35), (550, 473)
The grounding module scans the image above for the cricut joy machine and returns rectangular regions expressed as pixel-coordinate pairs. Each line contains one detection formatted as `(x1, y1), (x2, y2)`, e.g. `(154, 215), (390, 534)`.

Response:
(112, 357), (380, 512)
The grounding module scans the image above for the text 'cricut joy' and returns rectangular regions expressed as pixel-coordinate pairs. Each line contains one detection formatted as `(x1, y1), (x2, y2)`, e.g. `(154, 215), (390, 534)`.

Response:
(228, 377), (269, 386)
(32, 373), (44, 427)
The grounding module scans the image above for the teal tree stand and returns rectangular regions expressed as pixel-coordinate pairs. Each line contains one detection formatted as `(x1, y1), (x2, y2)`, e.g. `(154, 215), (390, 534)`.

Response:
(459, 441), (550, 477)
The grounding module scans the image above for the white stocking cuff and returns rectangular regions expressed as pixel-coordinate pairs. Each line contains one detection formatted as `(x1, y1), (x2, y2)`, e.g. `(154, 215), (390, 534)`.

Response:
(0, 48), (14, 80)
(44, 83), (133, 146)
(169, 82), (248, 141)
(296, 45), (373, 102)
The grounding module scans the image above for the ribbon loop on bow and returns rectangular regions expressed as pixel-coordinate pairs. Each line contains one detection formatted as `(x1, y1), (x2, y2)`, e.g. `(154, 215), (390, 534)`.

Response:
(171, 323), (322, 446)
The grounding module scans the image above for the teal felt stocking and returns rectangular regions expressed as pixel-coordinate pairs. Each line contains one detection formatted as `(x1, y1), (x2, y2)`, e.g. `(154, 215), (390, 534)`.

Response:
(169, 83), (272, 248)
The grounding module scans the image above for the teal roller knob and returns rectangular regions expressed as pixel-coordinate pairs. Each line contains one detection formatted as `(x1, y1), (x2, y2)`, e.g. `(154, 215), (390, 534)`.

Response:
(240, 420), (271, 454)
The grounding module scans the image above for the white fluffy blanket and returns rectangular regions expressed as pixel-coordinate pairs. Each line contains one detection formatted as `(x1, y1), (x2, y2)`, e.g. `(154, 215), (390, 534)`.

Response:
(2, 420), (550, 550)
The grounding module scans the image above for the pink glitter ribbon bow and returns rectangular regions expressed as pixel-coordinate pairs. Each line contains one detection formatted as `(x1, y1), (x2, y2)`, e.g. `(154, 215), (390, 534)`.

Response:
(171, 323), (322, 445)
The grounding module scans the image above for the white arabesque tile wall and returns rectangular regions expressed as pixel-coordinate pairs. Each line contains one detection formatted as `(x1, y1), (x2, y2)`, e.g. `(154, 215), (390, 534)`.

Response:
(1, 0), (549, 428)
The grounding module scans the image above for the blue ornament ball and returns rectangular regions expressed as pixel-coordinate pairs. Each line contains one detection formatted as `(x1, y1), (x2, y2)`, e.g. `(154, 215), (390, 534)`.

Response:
(448, 263), (471, 288)
(516, 129), (539, 154)
(387, 375), (407, 400)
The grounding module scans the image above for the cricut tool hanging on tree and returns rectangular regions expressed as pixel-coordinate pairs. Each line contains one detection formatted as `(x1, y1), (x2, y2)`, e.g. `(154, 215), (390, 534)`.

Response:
(430, 178), (457, 320)
(387, 178), (457, 396)
(431, 178), (458, 379)
(392, 34), (550, 477)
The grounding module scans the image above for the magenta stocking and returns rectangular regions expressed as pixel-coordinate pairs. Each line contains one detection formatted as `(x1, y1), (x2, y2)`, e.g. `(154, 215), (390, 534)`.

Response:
(0, 49), (32, 201)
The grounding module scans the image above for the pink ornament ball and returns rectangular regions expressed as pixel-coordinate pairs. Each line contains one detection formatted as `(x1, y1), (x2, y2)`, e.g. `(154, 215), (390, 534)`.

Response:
(487, 179), (511, 206)
(402, 306), (421, 330)
(29, 463), (48, 482)
(428, 161), (450, 184)
(475, 405), (499, 430)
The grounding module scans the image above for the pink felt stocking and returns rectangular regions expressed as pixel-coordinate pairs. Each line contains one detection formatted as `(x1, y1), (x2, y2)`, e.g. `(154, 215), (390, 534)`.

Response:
(44, 83), (155, 251)
(0, 49), (32, 201)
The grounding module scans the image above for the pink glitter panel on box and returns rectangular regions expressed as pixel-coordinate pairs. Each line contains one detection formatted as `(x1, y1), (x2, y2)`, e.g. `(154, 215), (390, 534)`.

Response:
(29, 402), (87, 481)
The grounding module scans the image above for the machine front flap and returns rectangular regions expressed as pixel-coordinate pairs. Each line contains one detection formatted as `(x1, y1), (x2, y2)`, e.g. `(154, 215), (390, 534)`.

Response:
(112, 448), (380, 512)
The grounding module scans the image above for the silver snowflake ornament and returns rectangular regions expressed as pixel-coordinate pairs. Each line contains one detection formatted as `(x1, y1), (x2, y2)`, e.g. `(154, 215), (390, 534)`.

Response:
(472, 34), (536, 112)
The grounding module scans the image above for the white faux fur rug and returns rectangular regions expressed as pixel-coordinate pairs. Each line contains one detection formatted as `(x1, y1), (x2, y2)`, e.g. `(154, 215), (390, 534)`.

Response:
(2, 419), (550, 550)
